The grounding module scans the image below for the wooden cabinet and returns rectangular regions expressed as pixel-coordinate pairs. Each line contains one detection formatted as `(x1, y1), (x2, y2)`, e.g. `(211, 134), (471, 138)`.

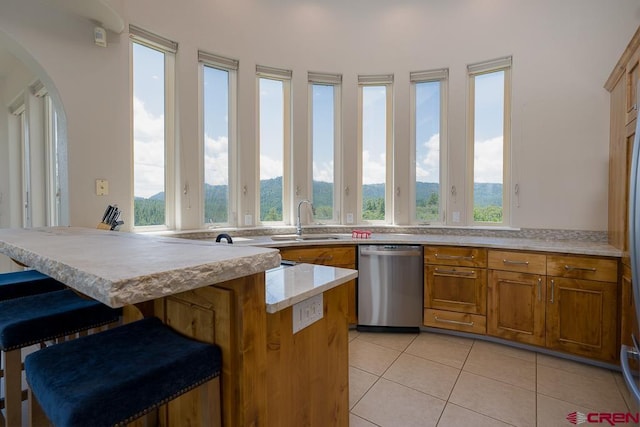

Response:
(278, 245), (357, 324)
(488, 251), (619, 362)
(424, 246), (487, 334)
(626, 49), (640, 125)
(487, 250), (546, 346)
(546, 255), (618, 362)
(621, 263), (637, 348)
(606, 25), (640, 262)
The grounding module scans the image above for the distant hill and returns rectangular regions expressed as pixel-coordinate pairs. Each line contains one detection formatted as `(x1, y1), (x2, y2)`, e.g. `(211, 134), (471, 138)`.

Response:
(133, 179), (503, 224)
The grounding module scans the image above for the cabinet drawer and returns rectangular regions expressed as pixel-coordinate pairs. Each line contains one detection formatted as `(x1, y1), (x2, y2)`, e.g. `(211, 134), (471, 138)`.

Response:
(424, 309), (486, 334)
(425, 266), (487, 315)
(547, 255), (618, 283)
(278, 246), (355, 267)
(425, 246), (487, 267)
(488, 250), (546, 274)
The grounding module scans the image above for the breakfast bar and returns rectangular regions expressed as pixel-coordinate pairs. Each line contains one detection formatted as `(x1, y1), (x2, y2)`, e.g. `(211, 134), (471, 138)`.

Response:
(0, 227), (357, 426)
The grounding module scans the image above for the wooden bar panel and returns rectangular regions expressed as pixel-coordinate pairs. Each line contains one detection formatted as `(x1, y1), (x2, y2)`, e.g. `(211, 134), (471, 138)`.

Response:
(266, 285), (349, 426)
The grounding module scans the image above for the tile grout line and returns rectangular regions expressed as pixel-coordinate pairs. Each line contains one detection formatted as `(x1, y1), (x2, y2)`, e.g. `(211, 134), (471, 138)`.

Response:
(434, 337), (476, 426)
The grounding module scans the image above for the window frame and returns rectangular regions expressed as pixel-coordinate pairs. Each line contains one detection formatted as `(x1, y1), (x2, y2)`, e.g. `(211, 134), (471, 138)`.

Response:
(409, 69), (448, 225)
(357, 74), (394, 224)
(198, 51), (238, 227)
(308, 72), (342, 224)
(129, 26), (177, 231)
(467, 56), (512, 226)
(256, 65), (292, 225)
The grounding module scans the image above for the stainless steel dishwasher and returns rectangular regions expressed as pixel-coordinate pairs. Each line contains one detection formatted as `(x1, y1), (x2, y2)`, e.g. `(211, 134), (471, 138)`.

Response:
(357, 245), (423, 332)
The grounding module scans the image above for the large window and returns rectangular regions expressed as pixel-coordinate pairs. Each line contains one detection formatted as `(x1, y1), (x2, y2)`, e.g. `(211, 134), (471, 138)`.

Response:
(358, 75), (393, 222)
(468, 57), (511, 225)
(131, 26), (177, 228)
(200, 52), (238, 226)
(257, 66), (291, 223)
(411, 69), (447, 224)
(309, 72), (341, 223)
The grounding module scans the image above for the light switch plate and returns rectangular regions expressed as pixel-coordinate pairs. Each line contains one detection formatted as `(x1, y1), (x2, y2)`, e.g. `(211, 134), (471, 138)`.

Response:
(292, 293), (323, 334)
(96, 179), (108, 196)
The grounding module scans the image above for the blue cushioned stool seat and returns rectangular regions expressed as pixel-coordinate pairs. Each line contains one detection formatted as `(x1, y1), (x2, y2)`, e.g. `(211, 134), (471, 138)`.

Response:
(0, 270), (66, 301)
(26, 317), (222, 427)
(0, 289), (121, 351)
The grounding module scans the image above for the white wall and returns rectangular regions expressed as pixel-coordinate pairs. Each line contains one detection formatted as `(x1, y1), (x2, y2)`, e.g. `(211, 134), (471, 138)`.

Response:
(0, 0), (639, 231)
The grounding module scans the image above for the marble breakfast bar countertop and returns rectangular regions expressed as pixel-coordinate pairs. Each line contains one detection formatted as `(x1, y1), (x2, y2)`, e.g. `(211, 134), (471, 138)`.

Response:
(0, 227), (357, 313)
(0, 227), (282, 308)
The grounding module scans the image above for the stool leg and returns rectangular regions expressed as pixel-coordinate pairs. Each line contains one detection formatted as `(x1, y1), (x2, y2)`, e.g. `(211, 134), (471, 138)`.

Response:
(4, 349), (22, 427)
(28, 388), (50, 427)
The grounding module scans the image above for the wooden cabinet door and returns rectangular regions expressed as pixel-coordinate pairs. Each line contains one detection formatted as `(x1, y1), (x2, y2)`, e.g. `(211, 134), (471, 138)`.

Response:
(626, 50), (639, 125)
(488, 270), (546, 346)
(424, 265), (486, 315)
(621, 264), (637, 347)
(546, 277), (617, 362)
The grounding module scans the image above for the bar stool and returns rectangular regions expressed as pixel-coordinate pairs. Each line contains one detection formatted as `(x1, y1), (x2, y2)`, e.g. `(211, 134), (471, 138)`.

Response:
(0, 270), (66, 301)
(26, 317), (222, 427)
(0, 289), (121, 427)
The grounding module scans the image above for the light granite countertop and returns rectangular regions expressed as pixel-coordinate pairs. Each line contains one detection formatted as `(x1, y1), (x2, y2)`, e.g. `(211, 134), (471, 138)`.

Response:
(0, 227), (281, 308)
(265, 263), (358, 313)
(200, 233), (623, 258)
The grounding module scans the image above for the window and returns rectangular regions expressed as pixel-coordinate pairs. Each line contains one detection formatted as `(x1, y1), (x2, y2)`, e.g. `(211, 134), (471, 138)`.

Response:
(358, 74), (393, 222)
(200, 51), (238, 226)
(410, 69), (448, 224)
(257, 66), (291, 223)
(44, 94), (61, 226)
(309, 72), (341, 223)
(9, 99), (30, 227)
(468, 57), (511, 225)
(130, 26), (177, 228)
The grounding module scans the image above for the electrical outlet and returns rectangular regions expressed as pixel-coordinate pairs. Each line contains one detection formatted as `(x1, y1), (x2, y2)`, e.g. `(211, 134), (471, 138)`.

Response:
(96, 179), (108, 196)
(292, 293), (323, 333)
(346, 213), (354, 224)
(244, 214), (252, 226)
(453, 211), (460, 223)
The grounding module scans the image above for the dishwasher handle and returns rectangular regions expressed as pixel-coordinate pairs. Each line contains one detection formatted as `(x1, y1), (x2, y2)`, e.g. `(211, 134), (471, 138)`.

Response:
(360, 247), (422, 257)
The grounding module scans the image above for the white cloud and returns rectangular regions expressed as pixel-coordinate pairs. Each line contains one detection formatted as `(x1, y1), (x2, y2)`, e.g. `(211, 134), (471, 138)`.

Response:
(260, 155), (283, 180)
(133, 97), (165, 198)
(362, 150), (386, 185)
(204, 135), (229, 185)
(313, 160), (334, 183)
(416, 133), (440, 182)
(474, 136), (503, 183)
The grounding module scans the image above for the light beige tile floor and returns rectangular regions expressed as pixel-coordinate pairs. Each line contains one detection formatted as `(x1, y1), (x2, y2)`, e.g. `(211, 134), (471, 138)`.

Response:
(349, 329), (633, 427)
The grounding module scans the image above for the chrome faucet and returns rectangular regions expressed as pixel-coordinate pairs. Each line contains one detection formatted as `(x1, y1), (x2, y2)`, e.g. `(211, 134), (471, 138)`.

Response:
(296, 199), (313, 236)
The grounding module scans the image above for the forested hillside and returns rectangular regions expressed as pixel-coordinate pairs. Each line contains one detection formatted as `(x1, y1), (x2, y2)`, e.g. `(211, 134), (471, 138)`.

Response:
(134, 180), (503, 224)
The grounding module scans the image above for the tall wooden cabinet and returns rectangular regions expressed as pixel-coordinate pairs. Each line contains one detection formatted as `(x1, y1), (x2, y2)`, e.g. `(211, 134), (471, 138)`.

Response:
(607, 25), (640, 361)
(606, 25), (640, 260)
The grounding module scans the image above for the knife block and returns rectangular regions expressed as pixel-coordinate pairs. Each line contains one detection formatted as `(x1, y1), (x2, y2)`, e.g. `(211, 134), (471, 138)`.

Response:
(96, 223), (111, 230)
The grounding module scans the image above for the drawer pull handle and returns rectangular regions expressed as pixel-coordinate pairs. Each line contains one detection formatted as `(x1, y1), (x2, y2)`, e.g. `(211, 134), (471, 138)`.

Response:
(503, 259), (529, 266)
(434, 268), (476, 277)
(564, 265), (596, 272)
(434, 316), (474, 327)
(435, 254), (474, 261)
(293, 256), (333, 263)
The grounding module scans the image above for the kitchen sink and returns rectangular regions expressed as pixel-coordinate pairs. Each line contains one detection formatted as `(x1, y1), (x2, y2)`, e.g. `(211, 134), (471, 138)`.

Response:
(270, 234), (340, 241)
